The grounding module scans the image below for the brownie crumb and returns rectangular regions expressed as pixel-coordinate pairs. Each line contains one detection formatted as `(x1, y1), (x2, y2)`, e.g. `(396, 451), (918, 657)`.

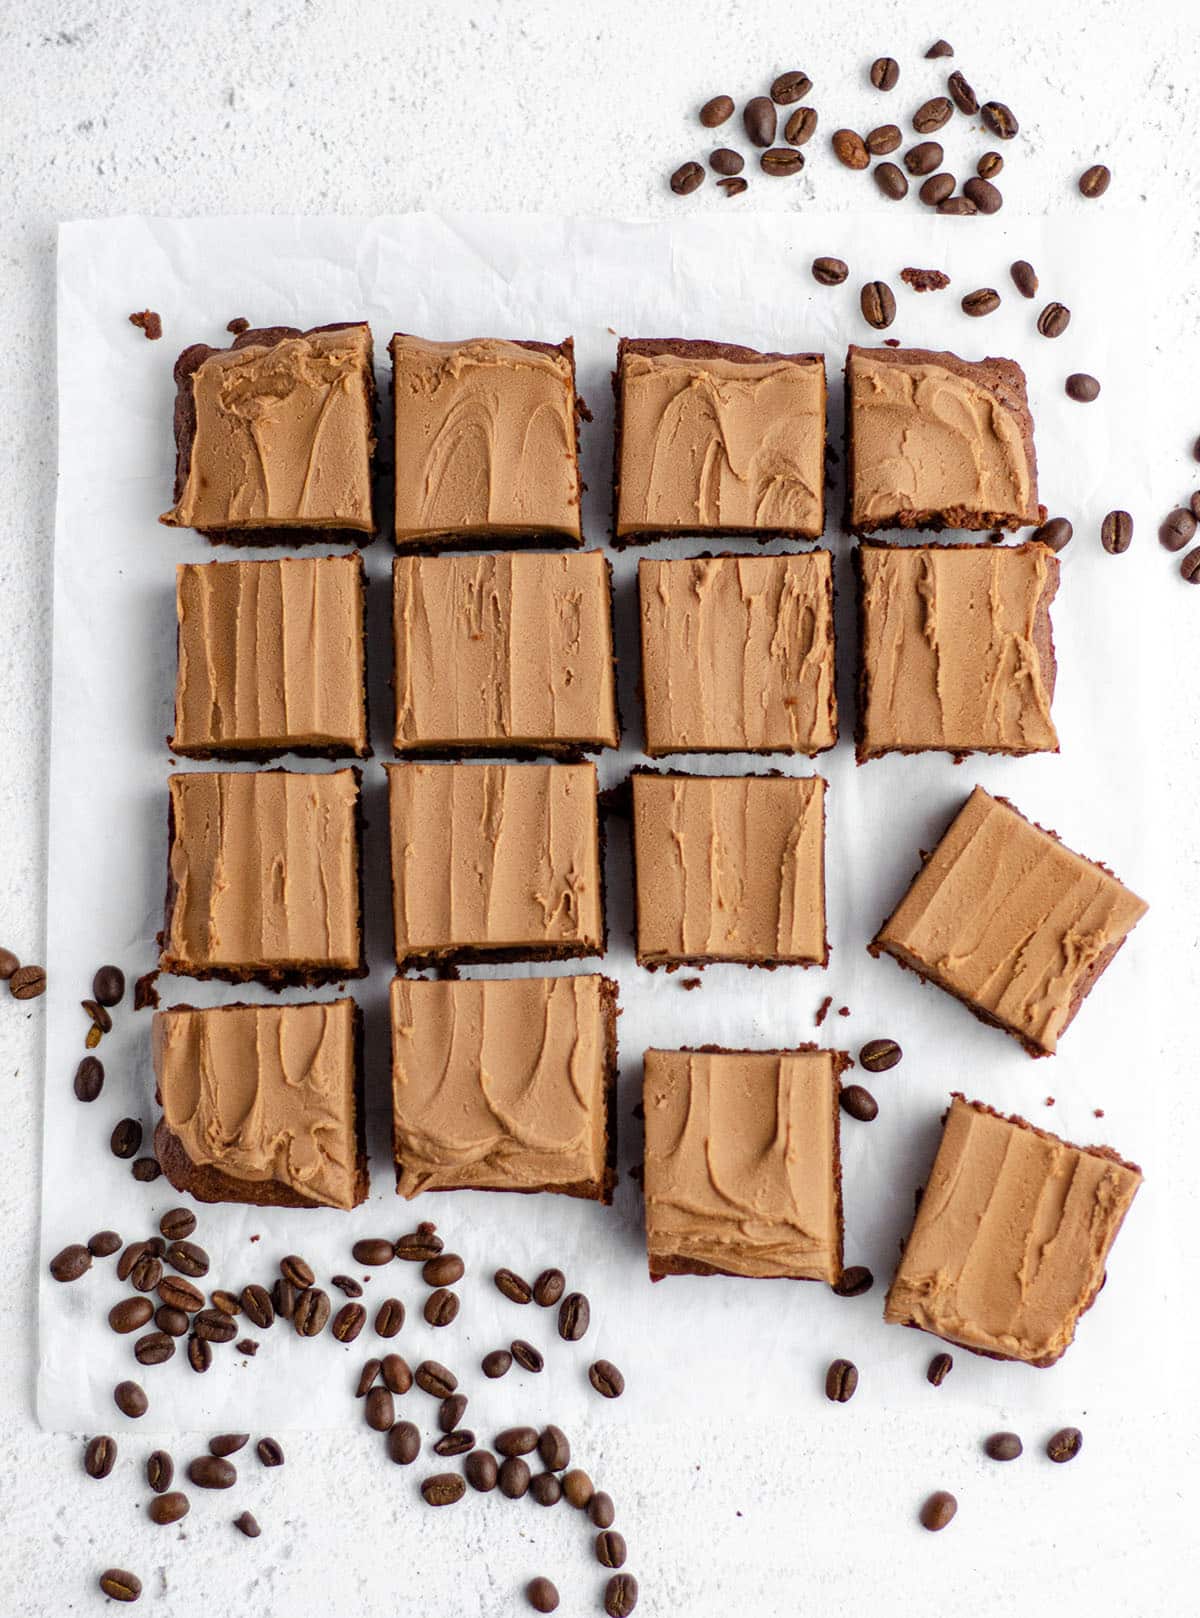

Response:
(900, 267), (950, 292)
(837, 1005), (850, 1018)
(883, 337), (901, 347)
(815, 995), (833, 1027)
(133, 970), (160, 1011)
(434, 962), (462, 981)
(1044, 1096), (1056, 1106)
(226, 317), (251, 334)
(680, 976), (702, 991)
(129, 309), (163, 340)
(237, 1338), (259, 1356)
(1093, 1107), (1105, 1117)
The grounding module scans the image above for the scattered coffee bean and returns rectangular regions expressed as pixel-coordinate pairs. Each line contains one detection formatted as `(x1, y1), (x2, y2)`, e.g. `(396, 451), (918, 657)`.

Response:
(50, 1243), (92, 1283)
(130, 1253), (163, 1293)
(159, 1208), (196, 1241)
(420, 1252), (462, 1288)
(85, 1435), (117, 1479)
(985, 1431), (1023, 1461)
(117, 1241), (149, 1283)
(717, 176), (748, 198)
(589, 1359), (625, 1399)
(840, 1083), (879, 1122)
(558, 1291), (590, 1341)
(982, 101), (1018, 139)
(869, 57), (899, 92)
(597, 1530), (628, 1569)
(904, 141), (942, 176)
(771, 70), (811, 105)
(387, 1422), (420, 1465)
(590, 1490), (616, 1529)
(527, 1576), (560, 1614)
(495, 1266), (533, 1304)
(1037, 301), (1071, 338)
(1079, 163), (1111, 199)
(147, 1490), (189, 1526)
(332, 1302), (367, 1343)
(499, 1456), (532, 1498)
(926, 39), (954, 57)
(98, 1569), (141, 1603)
(396, 1221), (443, 1261)
(374, 1297), (404, 1337)
(356, 1359), (381, 1398)
(497, 1426), (540, 1458)
(963, 176), (1002, 214)
(1066, 373), (1101, 402)
(465, 1449), (499, 1492)
(913, 97), (952, 134)
(257, 1436), (285, 1467)
(415, 1360), (456, 1397)
(73, 1056), (104, 1103)
(233, 1510), (261, 1538)
(512, 1339), (544, 1373)
(209, 1433), (248, 1458)
(669, 161), (705, 197)
(166, 1240), (209, 1278)
(352, 1238), (395, 1267)
(605, 1572), (639, 1616)
(367, 1353), (405, 1398)
(866, 124), (901, 156)
(439, 1393), (469, 1432)
(927, 1352), (954, 1387)
(131, 1156), (161, 1182)
(1101, 510), (1134, 555)
(938, 192), (978, 216)
(0, 947), (18, 979)
(873, 161), (908, 200)
(699, 95), (734, 129)
(424, 1288), (459, 1328)
(784, 106), (818, 146)
(1011, 259), (1038, 298)
(860, 281), (896, 330)
(977, 151), (1003, 179)
(332, 1274), (363, 1298)
(134, 1331), (176, 1367)
(421, 1473), (465, 1507)
(10, 964), (47, 999)
(564, 1468), (594, 1509)
(88, 1230), (122, 1257)
(157, 1306), (188, 1336)
(114, 1380), (148, 1419)
(1182, 545), (1200, 584)
(92, 965), (125, 1008)
(159, 1276), (204, 1313)
(187, 1334), (212, 1373)
(762, 146), (804, 177)
(434, 1429), (475, 1458)
(832, 1265), (874, 1298)
(1047, 1426), (1083, 1463)
(1032, 517), (1072, 552)
(533, 1268), (566, 1307)
(539, 1425), (571, 1471)
(859, 1038), (901, 1073)
(188, 1454), (236, 1489)
(743, 96), (776, 147)
(82, 999), (113, 1036)
(146, 1450), (173, 1492)
(1188, 491), (1200, 520)
(920, 1490), (957, 1530)
(236, 1338), (258, 1356)
(109, 1296), (153, 1334)
(812, 256), (849, 286)
(946, 69), (977, 115)
(962, 288), (1001, 318)
(919, 172), (955, 207)
(832, 129), (870, 170)
(709, 147), (743, 176)
(272, 1278), (298, 1320)
(294, 1287), (330, 1337)
(109, 1118), (142, 1160)
(240, 1284), (274, 1329)
(280, 1254), (315, 1289)
(1160, 508), (1197, 551)
(531, 1472), (562, 1507)
(482, 1348), (512, 1379)
(825, 1359), (858, 1402)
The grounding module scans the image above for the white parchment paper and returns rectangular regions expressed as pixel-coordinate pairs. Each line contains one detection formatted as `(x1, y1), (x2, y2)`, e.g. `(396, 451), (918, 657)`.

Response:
(40, 213), (1165, 1437)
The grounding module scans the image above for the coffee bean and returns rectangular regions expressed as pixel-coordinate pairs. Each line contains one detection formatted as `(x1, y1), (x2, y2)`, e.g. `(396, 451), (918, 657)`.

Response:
(859, 1038), (901, 1074)
(159, 1275), (204, 1313)
(873, 161), (908, 200)
(332, 1302), (367, 1343)
(605, 1572), (639, 1616)
(938, 195), (977, 215)
(395, 1223), (442, 1262)
(82, 999), (113, 1036)
(527, 1576), (560, 1613)
(494, 1267), (533, 1305)
(424, 1288), (459, 1327)
(188, 1454), (236, 1489)
(947, 69), (978, 115)
(1037, 301), (1071, 338)
(558, 1292), (590, 1341)
(497, 1426), (539, 1458)
(1101, 510), (1134, 555)
(1047, 1426), (1083, 1463)
(762, 147), (804, 177)
(832, 1265), (874, 1298)
(590, 1490), (616, 1529)
(85, 1435), (117, 1479)
(271, 1278), (297, 1320)
(832, 129), (869, 170)
(784, 107), (818, 146)
(187, 1333), (212, 1373)
(387, 1422), (420, 1465)
(982, 101), (1018, 139)
(114, 1380), (148, 1418)
(926, 38), (954, 57)
(812, 256), (849, 286)
(193, 1308), (236, 1345)
(421, 1473), (465, 1507)
(89, 1230), (122, 1257)
(157, 1306), (188, 1336)
(134, 1331), (175, 1367)
(109, 1296), (152, 1334)
(919, 173), (955, 206)
(564, 1468), (594, 1509)
(10, 964), (46, 999)
(1079, 163), (1111, 199)
(257, 1437), (285, 1467)
(167, 1240), (209, 1278)
(147, 1490), (189, 1526)
(866, 124), (901, 156)
(669, 162), (705, 197)
(211, 1288), (243, 1316)
(50, 1243), (92, 1283)
(415, 1359), (456, 1397)
(130, 1253), (163, 1293)
(962, 288), (1001, 318)
(234, 1510), (261, 1538)
(717, 176), (748, 198)
(209, 1433), (248, 1458)
(743, 96), (776, 148)
(840, 1084), (879, 1122)
(434, 1429), (475, 1458)
(531, 1472), (562, 1507)
(913, 97), (952, 134)
(355, 1358), (381, 1398)
(332, 1274), (363, 1299)
(985, 1431), (1023, 1461)
(463, 1448), (498, 1492)
(927, 1352), (954, 1387)
(240, 1284), (274, 1329)
(1182, 546), (1200, 584)
(869, 57), (899, 92)
(709, 147), (743, 176)
(236, 1338), (258, 1356)
(374, 1297), (404, 1338)
(977, 151), (1003, 179)
(73, 1055), (104, 1103)
(363, 1385), (396, 1433)
(512, 1338), (544, 1373)
(539, 1424), (571, 1471)
(131, 1157), (161, 1183)
(482, 1348), (512, 1379)
(1066, 373), (1101, 403)
(438, 1393), (468, 1433)
(117, 1241), (148, 1282)
(0, 947), (18, 979)
(381, 1352), (413, 1395)
(108, 1118), (141, 1160)
(860, 281), (896, 330)
(825, 1359), (858, 1402)
(98, 1569), (141, 1603)
(589, 1359), (625, 1399)
(597, 1530), (628, 1569)
(93, 965), (125, 1006)
(1011, 259), (1038, 298)
(904, 141), (942, 176)
(499, 1456), (532, 1498)
(294, 1287), (330, 1337)
(158, 1207), (196, 1241)
(920, 1490), (957, 1530)
(146, 1450), (173, 1492)
(963, 177), (1003, 214)
(423, 1252), (464, 1287)
(1160, 508), (1197, 551)
(699, 95), (734, 129)
(771, 70), (811, 105)
(352, 1238), (395, 1267)
(280, 1254), (315, 1288)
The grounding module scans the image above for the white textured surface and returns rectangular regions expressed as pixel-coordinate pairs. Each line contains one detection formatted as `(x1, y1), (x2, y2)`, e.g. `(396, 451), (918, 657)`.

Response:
(3, 2), (1200, 1614)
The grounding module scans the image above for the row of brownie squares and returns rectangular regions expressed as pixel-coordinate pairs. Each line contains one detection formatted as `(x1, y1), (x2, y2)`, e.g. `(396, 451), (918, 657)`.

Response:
(151, 988), (1142, 1370)
(158, 324), (1045, 546)
(159, 768), (1146, 1061)
(172, 543), (1061, 764)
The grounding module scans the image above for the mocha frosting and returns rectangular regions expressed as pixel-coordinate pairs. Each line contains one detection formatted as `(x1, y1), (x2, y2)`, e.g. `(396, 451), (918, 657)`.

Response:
(174, 554), (366, 754)
(858, 542), (1058, 757)
(387, 762), (603, 960)
(390, 974), (613, 1197)
(161, 769), (362, 975)
(643, 1048), (842, 1282)
(639, 553), (837, 755)
(163, 325), (375, 532)
(153, 999), (361, 1210)
(884, 1095), (1142, 1364)
(632, 772), (826, 965)
(390, 336), (582, 542)
(616, 346), (825, 537)
(393, 551), (618, 751)
(848, 346), (1039, 529)
(875, 787), (1148, 1054)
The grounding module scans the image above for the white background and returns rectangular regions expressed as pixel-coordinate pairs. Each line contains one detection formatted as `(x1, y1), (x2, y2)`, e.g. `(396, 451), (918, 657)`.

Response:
(3, 3), (1199, 1614)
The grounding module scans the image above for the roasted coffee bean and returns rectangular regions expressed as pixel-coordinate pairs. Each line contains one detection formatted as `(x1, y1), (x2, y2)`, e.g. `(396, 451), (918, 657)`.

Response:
(558, 1292), (590, 1341)
(590, 1490), (616, 1529)
(825, 1358), (858, 1402)
(962, 288), (1001, 318)
(159, 1275), (204, 1313)
(421, 1473), (465, 1507)
(352, 1237), (395, 1267)
(499, 1455), (532, 1498)
(1182, 545), (1200, 584)
(50, 1243), (92, 1283)
(860, 281), (896, 330)
(188, 1454), (236, 1489)
(563, 1468), (594, 1509)
(840, 1084), (879, 1122)
(236, 1338), (258, 1356)
(784, 106), (818, 146)
(761, 147), (804, 177)
(669, 162), (705, 197)
(596, 1530), (628, 1569)
(93, 964), (125, 1006)
(109, 1296), (153, 1334)
(512, 1338), (544, 1373)
(717, 176), (748, 198)
(293, 1287), (330, 1338)
(331, 1274), (363, 1298)
(134, 1331), (176, 1367)
(771, 69), (811, 104)
(434, 1429), (475, 1458)
(148, 1490), (189, 1526)
(395, 1222), (442, 1262)
(539, 1424), (571, 1471)
(963, 177), (1003, 214)
(85, 1435), (117, 1479)
(130, 1253), (163, 1293)
(117, 1241), (149, 1283)
(158, 1207), (196, 1241)
(913, 96), (952, 134)
(374, 1297), (405, 1338)
(73, 1055), (104, 1102)
(131, 1157), (161, 1183)
(873, 161), (908, 200)
(982, 101), (1018, 140)
(605, 1573), (639, 1616)
(257, 1437), (285, 1467)
(109, 1118), (142, 1160)
(526, 1575), (559, 1613)
(832, 129), (869, 170)
(494, 1267), (533, 1305)
(1160, 508), (1197, 551)
(146, 1450), (174, 1492)
(82, 999), (113, 1036)
(415, 1359), (456, 1397)
(699, 94), (734, 129)
(114, 1380), (148, 1418)
(812, 256), (849, 286)
(1047, 1426), (1083, 1463)
(859, 1038), (902, 1073)
(457, 1448), (495, 1493)
(424, 1288), (459, 1327)
(482, 1348), (512, 1379)
(280, 1254), (315, 1288)
(743, 96), (776, 148)
(365, 1386), (396, 1432)
(589, 1359), (625, 1399)
(869, 56), (899, 91)
(977, 151), (1003, 179)
(497, 1426), (539, 1458)
(438, 1394), (468, 1433)
(0, 947), (18, 979)
(381, 1353), (413, 1395)
(10, 964), (46, 999)
(832, 1265), (874, 1298)
(355, 1358), (381, 1398)
(927, 1352), (954, 1387)
(985, 1430), (1023, 1461)
(940, 195), (979, 215)
(866, 123), (902, 156)
(1065, 372), (1101, 403)
(1102, 510), (1134, 555)
(194, 1308), (237, 1344)
(1037, 301), (1071, 338)
(919, 173), (955, 207)
(187, 1333), (212, 1374)
(240, 1284), (274, 1329)
(423, 1252), (464, 1287)
(920, 1490), (957, 1530)
(89, 1230), (122, 1257)
(332, 1302), (367, 1343)
(156, 1306), (188, 1337)
(947, 69), (977, 115)
(904, 141), (943, 176)
(926, 38), (954, 56)
(1011, 259), (1038, 299)
(234, 1510), (261, 1538)
(1079, 163), (1111, 199)
(272, 1277), (298, 1320)
(1032, 517), (1073, 552)
(531, 1471), (562, 1507)
(209, 1433), (248, 1457)
(709, 147), (743, 176)
(98, 1569), (141, 1603)
(533, 1268), (566, 1307)
(387, 1421), (420, 1465)
(167, 1240), (209, 1278)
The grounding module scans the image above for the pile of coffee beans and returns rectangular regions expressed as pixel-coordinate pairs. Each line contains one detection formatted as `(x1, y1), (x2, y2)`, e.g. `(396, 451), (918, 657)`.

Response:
(1, 943), (45, 1000)
(673, 69), (816, 198)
